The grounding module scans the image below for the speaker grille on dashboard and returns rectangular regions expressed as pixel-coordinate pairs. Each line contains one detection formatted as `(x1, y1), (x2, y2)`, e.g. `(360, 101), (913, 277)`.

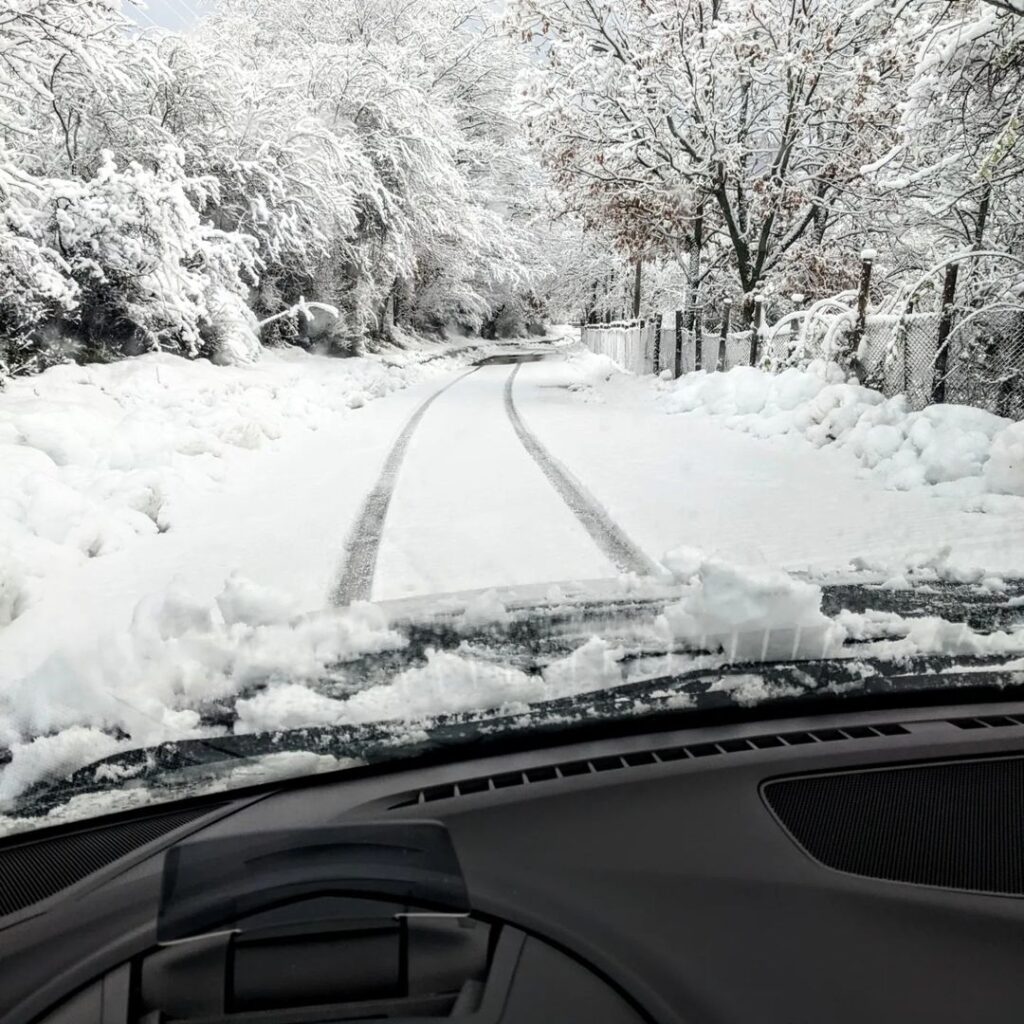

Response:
(0, 805), (218, 918)
(764, 756), (1024, 895)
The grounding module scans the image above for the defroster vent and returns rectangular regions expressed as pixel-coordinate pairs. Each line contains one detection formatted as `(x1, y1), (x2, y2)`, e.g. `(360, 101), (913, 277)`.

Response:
(391, 721), (911, 808)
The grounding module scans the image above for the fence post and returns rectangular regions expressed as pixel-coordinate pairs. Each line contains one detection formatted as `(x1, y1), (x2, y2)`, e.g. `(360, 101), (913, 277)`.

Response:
(653, 313), (663, 374)
(694, 310), (703, 370)
(688, 301), (704, 370)
(932, 261), (960, 405)
(790, 293), (804, 358)
(749, 297), (764, 366)
(718, 302), (731, 371)
(849, 250), (875, 371)
(674, 310), (683, 378)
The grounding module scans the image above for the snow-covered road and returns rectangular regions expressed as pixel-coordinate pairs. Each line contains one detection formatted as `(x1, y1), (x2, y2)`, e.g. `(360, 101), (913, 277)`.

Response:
(2, 341), (1024, 690)
(320, 348), (1024, 607)
(512, 359), (1024, 579)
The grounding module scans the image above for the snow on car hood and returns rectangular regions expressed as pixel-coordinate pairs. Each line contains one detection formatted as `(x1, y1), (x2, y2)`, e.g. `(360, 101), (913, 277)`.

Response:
(2, 554), (1023, 833)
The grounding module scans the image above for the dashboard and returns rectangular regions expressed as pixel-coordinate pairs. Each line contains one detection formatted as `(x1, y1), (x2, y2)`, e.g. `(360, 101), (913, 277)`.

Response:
(3, 698), (1024, 1023)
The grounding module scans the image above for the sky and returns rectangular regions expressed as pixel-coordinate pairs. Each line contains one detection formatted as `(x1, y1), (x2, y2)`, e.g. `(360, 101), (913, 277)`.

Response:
(123, 0), (214, 31)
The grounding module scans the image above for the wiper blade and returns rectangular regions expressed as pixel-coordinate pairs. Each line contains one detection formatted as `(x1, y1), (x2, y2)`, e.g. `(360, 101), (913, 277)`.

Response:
(13, 653), (1024, 821)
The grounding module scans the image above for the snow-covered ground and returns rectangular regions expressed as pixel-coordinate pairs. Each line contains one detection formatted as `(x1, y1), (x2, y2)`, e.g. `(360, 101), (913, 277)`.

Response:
(514, 353), (1024, 579)
(2, 337), (1024, 826)
(0, 338), (501, 678)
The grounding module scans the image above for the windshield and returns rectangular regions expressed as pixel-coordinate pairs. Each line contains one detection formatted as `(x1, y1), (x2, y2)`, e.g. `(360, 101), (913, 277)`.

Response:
(1, 0), (1024, 835)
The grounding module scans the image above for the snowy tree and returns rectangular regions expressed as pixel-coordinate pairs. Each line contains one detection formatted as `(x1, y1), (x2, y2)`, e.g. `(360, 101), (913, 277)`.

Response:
(983, 1), (1024, 15)
(853, 0), (1024, 316)
(509, 0), (917, 317)
(0, 0), (557, 380)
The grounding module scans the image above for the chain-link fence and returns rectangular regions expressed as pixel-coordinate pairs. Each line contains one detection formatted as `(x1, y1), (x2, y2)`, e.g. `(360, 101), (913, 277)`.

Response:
(937, 307), (1024, 419)
(581, 292), (1024, 421)
(857, 307), (1024, 418)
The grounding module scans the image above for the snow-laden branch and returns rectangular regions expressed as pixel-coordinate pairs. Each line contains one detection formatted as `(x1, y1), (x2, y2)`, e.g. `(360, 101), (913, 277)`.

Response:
(258, 298), (340, 330)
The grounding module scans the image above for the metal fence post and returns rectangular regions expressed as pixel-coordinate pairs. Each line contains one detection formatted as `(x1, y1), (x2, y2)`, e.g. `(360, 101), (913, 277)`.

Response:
(685, 299), (701, 371)
(695, 311), (703, 370)
(674, 310), (683, 378)
(653, 313), (663, 374)
(849, 251), (875, 372)
(718, 302), (731, 371)
(749, 297), (764, 366)
(932, 262), (960, 405)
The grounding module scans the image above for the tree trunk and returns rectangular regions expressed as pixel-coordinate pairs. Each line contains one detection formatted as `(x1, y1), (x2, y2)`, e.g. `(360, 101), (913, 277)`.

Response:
(632, 259), (642, 319)
(974, 186), (992, 249)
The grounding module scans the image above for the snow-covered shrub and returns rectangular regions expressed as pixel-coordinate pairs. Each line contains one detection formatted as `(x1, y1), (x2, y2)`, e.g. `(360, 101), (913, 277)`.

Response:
(486, 302), (528, 339)
(48, 149), (259, 363)
(0, 227), (78, 379)
(482, 294), (548, 339)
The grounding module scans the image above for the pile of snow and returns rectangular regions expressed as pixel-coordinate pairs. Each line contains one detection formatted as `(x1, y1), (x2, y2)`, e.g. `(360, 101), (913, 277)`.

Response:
(659, 547), (846, 661)
(457, 589), (510, 630)
(849, 545), (1004, 591)
(0, 570), (639, 809)
(0, 345), (464, 627)
(662, 361), (1024, 497)
(533, 348), (620, 391)
(0, 575), (410, 805)
(0, 576), (407, 751)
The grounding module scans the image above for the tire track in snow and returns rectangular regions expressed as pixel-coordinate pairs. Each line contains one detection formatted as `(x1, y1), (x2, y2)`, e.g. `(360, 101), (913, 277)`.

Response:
(503, 364), (660, 577)
(331, 366), (480, 605)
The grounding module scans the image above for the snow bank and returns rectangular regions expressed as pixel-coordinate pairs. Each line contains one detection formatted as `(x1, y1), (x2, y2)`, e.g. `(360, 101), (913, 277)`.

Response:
(0, 345), (464, 627)
(533, 349), (620, 391)
(987, 422), (1024, 497)
(662, 361), (1024, 497)
(659, 547), (846, 661)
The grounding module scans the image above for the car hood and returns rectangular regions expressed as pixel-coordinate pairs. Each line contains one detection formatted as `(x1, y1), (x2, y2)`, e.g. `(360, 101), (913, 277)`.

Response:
(6, 575), (1024, 826)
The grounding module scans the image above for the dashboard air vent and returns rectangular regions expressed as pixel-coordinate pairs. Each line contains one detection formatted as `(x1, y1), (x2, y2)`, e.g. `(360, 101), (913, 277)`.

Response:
(949, 714), (1024, 730)
(391, 721), (910, 808)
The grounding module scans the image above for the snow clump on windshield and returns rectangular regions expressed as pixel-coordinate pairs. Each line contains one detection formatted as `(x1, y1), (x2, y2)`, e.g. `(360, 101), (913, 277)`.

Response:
(660, 548), (846, 661)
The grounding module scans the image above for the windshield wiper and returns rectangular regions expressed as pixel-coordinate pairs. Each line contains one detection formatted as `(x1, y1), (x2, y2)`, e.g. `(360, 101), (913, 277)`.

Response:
(11, 652), (1024, 822)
